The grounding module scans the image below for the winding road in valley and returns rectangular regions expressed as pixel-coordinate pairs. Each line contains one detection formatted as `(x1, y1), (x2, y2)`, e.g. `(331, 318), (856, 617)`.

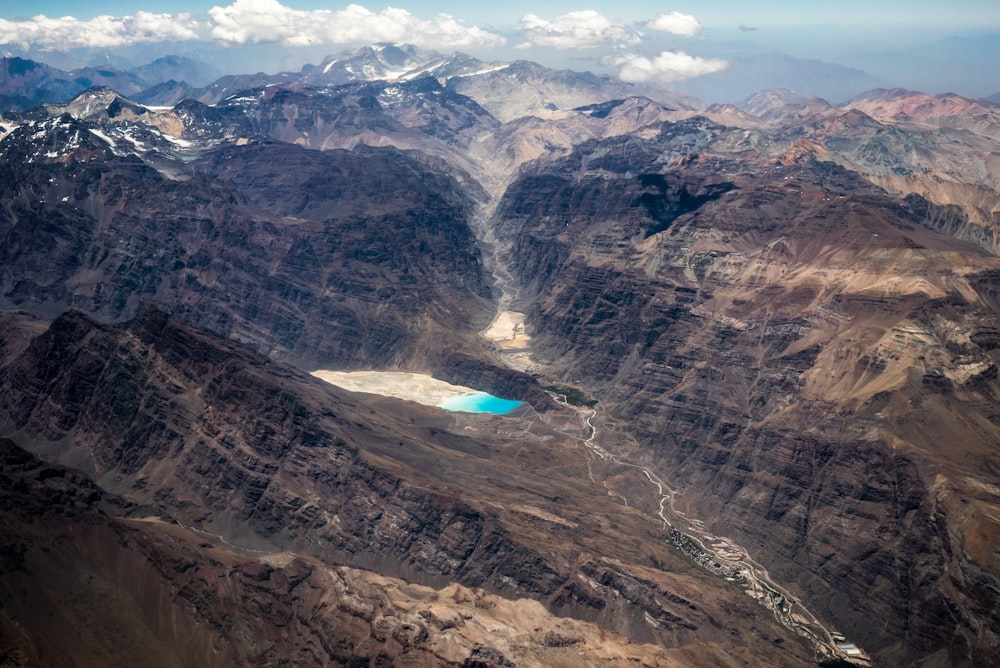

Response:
(570, 401), (860, 664)
(482, 308), (864, 665)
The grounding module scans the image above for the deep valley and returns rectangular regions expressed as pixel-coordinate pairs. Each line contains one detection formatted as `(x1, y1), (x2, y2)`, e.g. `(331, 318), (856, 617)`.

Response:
(1, 43), (999, 667)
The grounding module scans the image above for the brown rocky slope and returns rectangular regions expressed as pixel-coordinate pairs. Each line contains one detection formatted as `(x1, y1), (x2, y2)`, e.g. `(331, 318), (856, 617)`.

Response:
(5, 75), (1000, 667)
(494, 121), (1000, 666)
(0, 309), (813, 666)
(0, 117), (546, 405)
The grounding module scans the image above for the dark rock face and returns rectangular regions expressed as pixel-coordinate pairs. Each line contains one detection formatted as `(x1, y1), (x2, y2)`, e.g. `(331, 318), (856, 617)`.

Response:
(0, 90), (553, 407)
(0, 309), (520, 583)
(0, 131), (486, 370)
(0, 310), (583, 641)
(0, 438), (635, 667)
(495, 122), (1000, 665)
(0, 310), (814, 666)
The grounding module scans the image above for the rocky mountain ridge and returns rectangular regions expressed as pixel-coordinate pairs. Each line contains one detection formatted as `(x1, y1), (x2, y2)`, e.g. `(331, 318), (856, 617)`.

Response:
(1, 434), (755, 667)
(0, 308), (814, 666)
(491, 122), (1000, 665)
(2, 49), (1000, 667)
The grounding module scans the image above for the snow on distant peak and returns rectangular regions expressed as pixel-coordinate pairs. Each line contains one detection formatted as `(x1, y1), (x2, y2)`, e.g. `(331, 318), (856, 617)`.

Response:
(88, 128), (117, 149)
(450, 63), (512, 78)
(377, 86), (405, 105)
(0, 122), (20, 140)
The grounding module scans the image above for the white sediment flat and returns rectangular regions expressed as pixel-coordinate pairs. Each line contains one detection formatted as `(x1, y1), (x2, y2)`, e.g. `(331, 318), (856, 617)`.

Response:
(311, 370), (478, 408)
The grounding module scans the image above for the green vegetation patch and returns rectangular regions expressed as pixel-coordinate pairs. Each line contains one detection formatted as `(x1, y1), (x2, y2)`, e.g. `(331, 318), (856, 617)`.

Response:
(543, 385), (597, 408)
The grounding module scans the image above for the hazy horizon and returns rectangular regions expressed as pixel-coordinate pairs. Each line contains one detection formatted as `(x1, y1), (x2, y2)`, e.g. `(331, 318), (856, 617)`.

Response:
(2, 1), (998, 101)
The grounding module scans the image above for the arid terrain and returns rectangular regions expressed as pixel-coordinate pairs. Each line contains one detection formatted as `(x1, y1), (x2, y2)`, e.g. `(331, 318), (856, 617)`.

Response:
(1, 45), (999, 667)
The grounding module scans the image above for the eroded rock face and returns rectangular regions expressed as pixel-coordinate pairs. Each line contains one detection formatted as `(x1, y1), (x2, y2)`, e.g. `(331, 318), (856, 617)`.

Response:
(6, 68), (1000, 667)
(495, 123), (1000, 665)
(0, 310), (814, 666)
(1, 310), (513, 578)
(0, 126), (552, 399)
(0, 438), (719, 668)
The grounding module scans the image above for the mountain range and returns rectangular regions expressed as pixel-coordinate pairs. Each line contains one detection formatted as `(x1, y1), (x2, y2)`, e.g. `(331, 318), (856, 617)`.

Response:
(2, 42), (999, 667)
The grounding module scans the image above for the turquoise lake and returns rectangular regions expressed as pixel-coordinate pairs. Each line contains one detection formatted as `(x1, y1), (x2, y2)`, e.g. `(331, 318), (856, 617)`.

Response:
(438, 391), (524, 414)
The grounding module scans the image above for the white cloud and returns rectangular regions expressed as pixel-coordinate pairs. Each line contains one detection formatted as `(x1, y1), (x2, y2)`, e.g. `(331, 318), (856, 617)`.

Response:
(646, 11), (702, 37)
(208, 0), (505, 49)
(608, 51), (728, 83)
(0, 1), (504, 51)
(518, 10), (640, 49)
(0, 11), (201, 49)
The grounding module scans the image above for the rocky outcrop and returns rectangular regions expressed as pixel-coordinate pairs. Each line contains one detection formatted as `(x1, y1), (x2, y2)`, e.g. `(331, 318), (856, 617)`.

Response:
(494, 123), (1000, 665)
(0, 310), (813, 665)
(0, 437), (728, 667)
(0, 125), (555, 400)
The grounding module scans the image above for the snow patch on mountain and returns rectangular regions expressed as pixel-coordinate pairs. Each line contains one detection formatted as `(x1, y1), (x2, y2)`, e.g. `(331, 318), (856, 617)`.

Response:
(88, 127), (117, 148)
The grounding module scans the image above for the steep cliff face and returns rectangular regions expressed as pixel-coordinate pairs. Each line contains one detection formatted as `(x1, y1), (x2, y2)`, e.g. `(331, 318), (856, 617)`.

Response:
(494, 123), (1000, 666)
(0, 437), (735, 668)
(0, 124), (537, 390)
(0, 310), (814, 666)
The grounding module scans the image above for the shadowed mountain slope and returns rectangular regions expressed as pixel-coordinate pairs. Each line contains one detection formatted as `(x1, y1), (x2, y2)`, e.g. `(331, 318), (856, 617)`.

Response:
(0, 309), (815, 666)
(3, 57), (1000, 667)
(0, 118), (550, 405)
(494, 123), (1000, 666)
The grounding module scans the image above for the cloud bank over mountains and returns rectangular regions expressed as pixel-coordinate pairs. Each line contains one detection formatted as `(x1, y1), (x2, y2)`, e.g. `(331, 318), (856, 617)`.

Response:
(0, 11), (201, 50)
(208, 1), (504, 49)
(608, 51), (728, 83)
(646, 12), (703, 38)
(0, 0), (724, 83)
(0, 0), (504, 51)
(517, 10), (639, 49)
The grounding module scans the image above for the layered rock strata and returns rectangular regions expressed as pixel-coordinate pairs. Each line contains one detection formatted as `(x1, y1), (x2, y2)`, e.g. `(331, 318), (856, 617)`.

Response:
(494, 122), (1000, 665)
(0, 309), (813, 666)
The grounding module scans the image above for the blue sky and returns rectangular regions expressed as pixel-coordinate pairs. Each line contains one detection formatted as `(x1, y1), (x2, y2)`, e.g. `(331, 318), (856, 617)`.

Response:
(2, 1), (998, 96)
(7, 1), (999, 28)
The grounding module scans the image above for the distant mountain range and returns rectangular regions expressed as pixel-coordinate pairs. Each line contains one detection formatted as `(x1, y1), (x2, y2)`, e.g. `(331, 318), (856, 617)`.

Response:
(13, 43), (998, 119)
(2, 43), (1000, 668)
(671, 52), (885, 104)
(1, 45), (690, 114)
